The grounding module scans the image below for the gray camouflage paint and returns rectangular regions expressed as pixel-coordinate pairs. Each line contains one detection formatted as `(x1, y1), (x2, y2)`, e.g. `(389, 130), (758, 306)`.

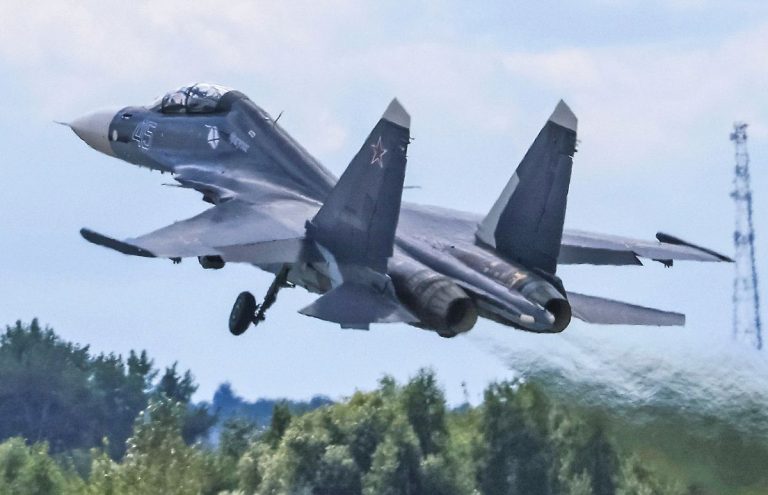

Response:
(67, 84), (731, 335)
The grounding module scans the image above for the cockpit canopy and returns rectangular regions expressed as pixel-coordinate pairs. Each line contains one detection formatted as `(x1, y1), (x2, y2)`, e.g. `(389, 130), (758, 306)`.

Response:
(152, 83), (234, 114)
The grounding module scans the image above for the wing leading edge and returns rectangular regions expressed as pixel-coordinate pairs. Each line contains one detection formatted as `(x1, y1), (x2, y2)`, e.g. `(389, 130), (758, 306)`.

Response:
(80, 197), (321, 265)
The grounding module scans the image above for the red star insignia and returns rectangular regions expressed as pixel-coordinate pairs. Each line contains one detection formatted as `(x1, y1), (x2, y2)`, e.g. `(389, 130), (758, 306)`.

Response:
(370, 136), (387, 168)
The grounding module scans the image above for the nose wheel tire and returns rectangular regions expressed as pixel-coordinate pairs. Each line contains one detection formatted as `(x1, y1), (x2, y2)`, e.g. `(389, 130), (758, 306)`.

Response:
(229, 291), (256, 336)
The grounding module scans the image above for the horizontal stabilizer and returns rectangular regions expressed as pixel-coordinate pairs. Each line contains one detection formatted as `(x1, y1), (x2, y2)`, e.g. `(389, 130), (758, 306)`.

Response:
(81, 229), (156, 257)
(559, 229), (733, 265)
(567, 291), (685, 326)
(655, 232), (733, 262)
(299, 283), (417, 330)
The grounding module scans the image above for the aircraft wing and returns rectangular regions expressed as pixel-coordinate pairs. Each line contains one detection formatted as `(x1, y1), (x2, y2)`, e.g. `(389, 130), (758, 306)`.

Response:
(396, 205), (731, 267)
(567, 291), (685, 326)
(558, 229), (732, 266)
(81, 197), (322, 265)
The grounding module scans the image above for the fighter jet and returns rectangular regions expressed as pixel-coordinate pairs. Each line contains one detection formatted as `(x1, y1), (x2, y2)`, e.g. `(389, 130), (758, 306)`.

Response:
(65, 83), (731, 337)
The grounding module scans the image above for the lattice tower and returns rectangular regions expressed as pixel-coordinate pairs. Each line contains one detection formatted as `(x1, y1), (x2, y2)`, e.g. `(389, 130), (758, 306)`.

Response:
(730, 122), (762, 349)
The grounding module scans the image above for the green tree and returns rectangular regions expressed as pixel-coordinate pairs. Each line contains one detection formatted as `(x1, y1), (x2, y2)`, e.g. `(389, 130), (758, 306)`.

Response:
(549, 406), (618, 495)
(85, 449), (120, 495)
(315, 444), (362, 495)
(237, 441), (270, 494)
(478, 381), (554, 495)
(257, 412), (333, 494)
(401, 369), (447, 456)
(262, 401), (292, 449)
(362, 418), (423, 495)
(0, 321), (157, 458)
(156, 363), (197, 403)
(0, 437), (83, 495)
(155, 363), (216, 444)
(89, 351), (155, 459)
(0, 320), (94, 452)
(615, 455), (685, 495)
(442, 409), (482, 495)
(341, 390), (395, 472)
(579, 426), (618, 495)
(220, 417), (257, 460)
(421, 453), (473, 495)
(199, 450), (238, 495)
(203, 418), (257, 495)
(89, 399), (206, 495)
(0, 320), (708, 494)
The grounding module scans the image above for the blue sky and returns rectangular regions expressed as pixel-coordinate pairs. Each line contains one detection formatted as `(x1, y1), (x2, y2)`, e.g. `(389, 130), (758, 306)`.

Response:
(1, 1), (767, 404)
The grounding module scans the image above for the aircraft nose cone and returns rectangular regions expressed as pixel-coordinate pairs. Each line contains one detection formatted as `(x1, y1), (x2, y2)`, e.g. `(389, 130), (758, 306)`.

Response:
(69, 108), (119, 157)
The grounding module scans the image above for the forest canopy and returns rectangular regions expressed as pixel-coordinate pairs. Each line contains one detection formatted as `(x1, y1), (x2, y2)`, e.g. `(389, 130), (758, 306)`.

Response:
(0, 319), (760, 494)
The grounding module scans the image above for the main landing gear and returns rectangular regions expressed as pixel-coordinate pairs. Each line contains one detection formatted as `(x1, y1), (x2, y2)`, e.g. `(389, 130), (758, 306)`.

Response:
(229, 266), (292, 336)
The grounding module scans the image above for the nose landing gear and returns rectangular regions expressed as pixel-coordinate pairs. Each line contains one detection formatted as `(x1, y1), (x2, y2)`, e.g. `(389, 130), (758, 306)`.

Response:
(228, 266), (292, 336)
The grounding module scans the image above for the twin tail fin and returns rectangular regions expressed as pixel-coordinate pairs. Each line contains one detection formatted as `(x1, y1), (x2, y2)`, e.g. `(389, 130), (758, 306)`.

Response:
(477, 100), (578, 274)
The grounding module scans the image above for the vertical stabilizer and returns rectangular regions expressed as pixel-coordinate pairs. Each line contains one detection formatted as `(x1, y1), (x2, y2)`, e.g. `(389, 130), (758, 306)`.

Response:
(477, 100), (577, 273)
(307, 99), (411, 273)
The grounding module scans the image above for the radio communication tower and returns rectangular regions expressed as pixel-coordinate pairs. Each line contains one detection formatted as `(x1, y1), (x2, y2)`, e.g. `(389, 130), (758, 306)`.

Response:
(730, 122), (762, 349)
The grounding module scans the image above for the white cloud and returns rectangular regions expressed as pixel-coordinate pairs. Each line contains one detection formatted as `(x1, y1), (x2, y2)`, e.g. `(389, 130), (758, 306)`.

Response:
(502, 23), (768, 168)
(1, 3), (765, 169)
(0, 1), (360, 71)
(0, 2), (363, 110)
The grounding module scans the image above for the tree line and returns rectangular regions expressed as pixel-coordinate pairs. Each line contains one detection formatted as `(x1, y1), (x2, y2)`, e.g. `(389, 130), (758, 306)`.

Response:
(0, 319), (690, 494)
(0, 319), (215, 460)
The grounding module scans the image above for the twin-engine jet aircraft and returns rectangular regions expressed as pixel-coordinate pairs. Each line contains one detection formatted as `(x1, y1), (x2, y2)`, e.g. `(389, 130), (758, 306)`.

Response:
(65, 83), (730, 337)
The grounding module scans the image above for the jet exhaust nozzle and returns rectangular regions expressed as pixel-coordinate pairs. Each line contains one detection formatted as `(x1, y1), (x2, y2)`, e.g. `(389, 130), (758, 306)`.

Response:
(517, 279), (571, 333)
(448, 245), (571, 332)
(389, 260), (478, 336)
(544, 298), (572, 333)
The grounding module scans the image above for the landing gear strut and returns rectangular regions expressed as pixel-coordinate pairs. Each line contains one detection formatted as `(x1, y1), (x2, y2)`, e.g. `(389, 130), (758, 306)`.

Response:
(228, 266), (292, 336)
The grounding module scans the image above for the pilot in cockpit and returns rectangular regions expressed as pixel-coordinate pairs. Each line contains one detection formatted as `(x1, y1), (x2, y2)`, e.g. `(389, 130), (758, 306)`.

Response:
(151, 83), (233, 114)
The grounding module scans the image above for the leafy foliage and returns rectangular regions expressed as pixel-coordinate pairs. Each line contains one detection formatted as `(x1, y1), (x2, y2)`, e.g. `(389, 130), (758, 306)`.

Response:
(479, 381), (554, 494)
(157, 362), (217, 444)
(230, 372), (682, 495)
(401, 369), (447, 456)
(0, 438), (83, 495)
(0, 320), (98, 452)
(0, 320), (212, 459)
(1, 320), (737, 494)
(86, 399), (207, 495)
